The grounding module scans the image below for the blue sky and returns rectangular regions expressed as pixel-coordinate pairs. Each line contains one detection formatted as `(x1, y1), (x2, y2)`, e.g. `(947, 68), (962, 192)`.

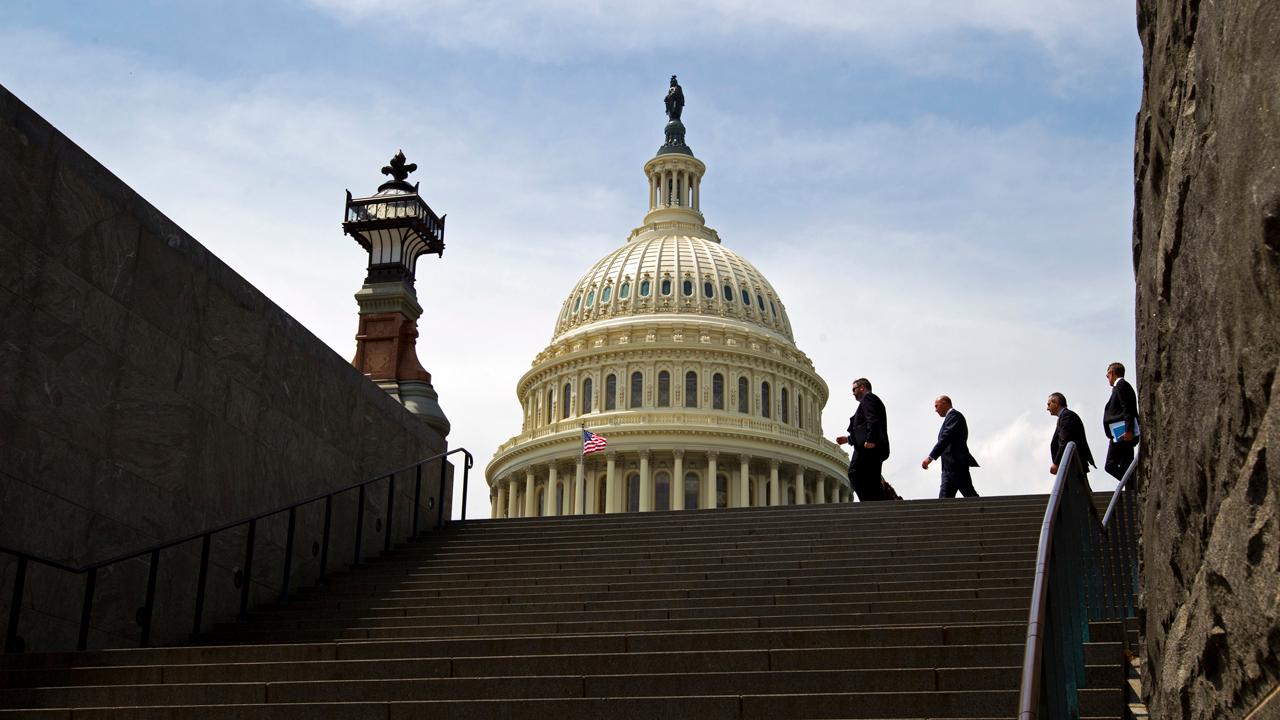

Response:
(2, 1), (1143, 516)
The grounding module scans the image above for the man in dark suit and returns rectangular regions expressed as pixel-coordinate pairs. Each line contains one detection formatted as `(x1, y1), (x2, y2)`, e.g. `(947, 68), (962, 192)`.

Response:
(836, 378), (890, 501)
(1102, 362), (1140, 480)
(1047, 392), (1095, 475)
(921, 395), (979, 498)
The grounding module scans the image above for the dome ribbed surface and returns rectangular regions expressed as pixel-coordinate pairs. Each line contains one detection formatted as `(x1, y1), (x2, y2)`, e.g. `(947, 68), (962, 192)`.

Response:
(553, 233), (794, 342)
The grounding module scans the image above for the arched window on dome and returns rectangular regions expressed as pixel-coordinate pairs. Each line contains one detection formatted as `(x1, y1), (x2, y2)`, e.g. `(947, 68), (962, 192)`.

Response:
(582, 377), (593, 414)
(586, 290), (595, 308)
(712, 373), (724, 410)
(769, 299), (777, 318)
(546, 389), (553, 425)
(684, 371), (698, 408)
(741, 289), (750, 306)
(605, 374), (617, 411)
(661, 278), (672, 296)
(620, 282), (631, 300)
(797, 390), (804, 429)
(761, 381), (771, 418)
(601, 286), (611, 303)
(562, 382), (572, 419)
(655, 471), (671, 511)
(723, 284), (733, 301)
(757, 293), (765, 312)
(640, 279), (651, 297)
(781, 387), (790, 424)
(684, 472), (700, 511)
(682, 278), (693, 296)
(738, 377), (749, 413)
(630, 371), (644, 408)
(573, 295), (582, 313)
(658, 370), (671, 407)
(703, 281), (714, 298)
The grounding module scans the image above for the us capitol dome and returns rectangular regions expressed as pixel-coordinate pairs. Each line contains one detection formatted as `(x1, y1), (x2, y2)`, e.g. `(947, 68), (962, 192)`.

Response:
(486, 78), (850, 518)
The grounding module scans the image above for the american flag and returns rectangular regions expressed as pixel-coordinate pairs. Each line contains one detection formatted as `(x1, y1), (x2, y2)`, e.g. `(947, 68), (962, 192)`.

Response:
(582, 429), (608, 455)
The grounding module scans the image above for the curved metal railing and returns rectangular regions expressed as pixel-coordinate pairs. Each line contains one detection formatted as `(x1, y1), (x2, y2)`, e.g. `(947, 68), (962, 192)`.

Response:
(1018, 444), (1140, 719)
(2, 447), (473, 653)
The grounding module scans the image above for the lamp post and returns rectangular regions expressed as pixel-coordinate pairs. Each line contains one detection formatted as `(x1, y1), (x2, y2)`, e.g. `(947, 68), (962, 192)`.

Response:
(342, 150), (449, 436)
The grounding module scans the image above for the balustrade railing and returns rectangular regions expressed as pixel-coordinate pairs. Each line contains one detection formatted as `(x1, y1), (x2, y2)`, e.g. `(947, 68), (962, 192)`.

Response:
(2, 448), (472, 654)
(1018, 444), (1140, 719)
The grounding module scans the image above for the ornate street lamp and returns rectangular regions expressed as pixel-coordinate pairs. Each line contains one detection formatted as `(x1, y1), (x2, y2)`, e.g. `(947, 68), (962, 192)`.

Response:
(342, 150), (449, 436)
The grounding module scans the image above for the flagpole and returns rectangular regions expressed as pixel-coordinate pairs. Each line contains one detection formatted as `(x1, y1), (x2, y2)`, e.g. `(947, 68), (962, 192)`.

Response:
(579, 422), (586, 515)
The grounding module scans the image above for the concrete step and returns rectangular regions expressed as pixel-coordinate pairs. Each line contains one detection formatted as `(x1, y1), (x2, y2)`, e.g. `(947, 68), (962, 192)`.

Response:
(0, 642), (1125, 689)
(0, 688), (1123, 719)
(0, 665), (1126, 708)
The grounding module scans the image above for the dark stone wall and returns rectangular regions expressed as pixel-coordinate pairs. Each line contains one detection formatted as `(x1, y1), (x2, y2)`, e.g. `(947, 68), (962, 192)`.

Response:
(1133, 1), (1280, 716)
(0, 84), (450, 652)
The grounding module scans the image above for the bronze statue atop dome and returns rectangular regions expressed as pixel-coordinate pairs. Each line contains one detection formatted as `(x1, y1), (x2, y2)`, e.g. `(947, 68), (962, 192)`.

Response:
(665, 75), (684, 121)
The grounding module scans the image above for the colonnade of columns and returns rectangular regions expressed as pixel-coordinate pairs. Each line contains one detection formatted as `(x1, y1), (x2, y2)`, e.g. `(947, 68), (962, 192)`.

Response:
(491, 450), (850, 519)
(649, 167), (701, 211)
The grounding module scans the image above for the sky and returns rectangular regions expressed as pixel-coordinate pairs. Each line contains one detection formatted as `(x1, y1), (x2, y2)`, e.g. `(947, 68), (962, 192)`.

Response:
(0, 0), (1143, 519)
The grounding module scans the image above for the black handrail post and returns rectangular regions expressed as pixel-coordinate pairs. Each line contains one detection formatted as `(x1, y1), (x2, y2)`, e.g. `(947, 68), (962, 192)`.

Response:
(5, 556), (26, 653)
(436, 459), (448, 531)
(412, 464), (423, 537)
(319, 495), (333, 582)
(77, 568), (96, 651)
(239, 520), (256, 620)
(192, 534), (211, 639)
(384, 474), (396, 554)
(461, 455), (470, 523)
(353, 485), (366, 566)
(139, 550), (160, 647)
(280, 507), (297, 603)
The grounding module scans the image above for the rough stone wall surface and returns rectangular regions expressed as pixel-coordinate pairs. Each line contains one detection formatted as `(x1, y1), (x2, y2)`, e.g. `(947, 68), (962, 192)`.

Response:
(1133, 0), (1280, 716)
(0, 84), (450, 652)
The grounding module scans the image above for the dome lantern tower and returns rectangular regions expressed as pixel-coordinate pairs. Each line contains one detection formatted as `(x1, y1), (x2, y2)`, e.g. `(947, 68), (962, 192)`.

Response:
(641, 75), (708, 231)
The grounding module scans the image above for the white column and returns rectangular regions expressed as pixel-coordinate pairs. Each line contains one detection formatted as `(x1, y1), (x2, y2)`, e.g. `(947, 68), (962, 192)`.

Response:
(491, 489), (500, 519)
(546, 465), (559, 517)
(574, 457), (585, 515)
(506, 476), (518, 518)
(524, 470), (536, 517)
(707, 452), (718, 509)
(816, 476), (827, 504)
(673, 450), (685, 511)
(693, 176), (700, 209)
(769, 460), (781, 506)
(605, 452), (618, 513)
(737, 455), (750, 508)
(639, 451), (653, 512)
(793, 466), (806, 505)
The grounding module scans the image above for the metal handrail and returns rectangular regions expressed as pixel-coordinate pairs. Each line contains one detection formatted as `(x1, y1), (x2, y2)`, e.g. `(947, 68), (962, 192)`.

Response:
(1018, 444), (1141, 719)
(3, 447), (473, 654)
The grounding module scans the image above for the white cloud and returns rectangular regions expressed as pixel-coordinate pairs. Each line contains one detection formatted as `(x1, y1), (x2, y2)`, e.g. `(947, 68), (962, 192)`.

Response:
(305, 0), (1136, 77)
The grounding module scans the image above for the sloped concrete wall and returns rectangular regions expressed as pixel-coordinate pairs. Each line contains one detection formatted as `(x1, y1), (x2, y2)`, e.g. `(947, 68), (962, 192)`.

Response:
(0, 83), (450, 652)
(1133, 1), (1280, 716)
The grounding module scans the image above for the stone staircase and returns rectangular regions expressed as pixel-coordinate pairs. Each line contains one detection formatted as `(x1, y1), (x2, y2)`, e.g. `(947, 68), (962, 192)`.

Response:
(0, 495), (1128, 718)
